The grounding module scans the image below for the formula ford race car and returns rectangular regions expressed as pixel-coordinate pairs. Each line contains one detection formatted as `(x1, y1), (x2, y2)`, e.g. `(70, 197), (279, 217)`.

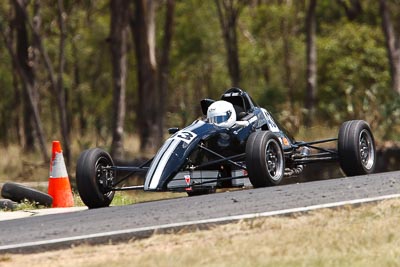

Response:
(76, 88), (376, 208)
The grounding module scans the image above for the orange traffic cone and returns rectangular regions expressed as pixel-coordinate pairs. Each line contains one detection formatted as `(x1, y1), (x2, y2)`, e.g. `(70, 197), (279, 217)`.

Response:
(48, 141), (74, 207)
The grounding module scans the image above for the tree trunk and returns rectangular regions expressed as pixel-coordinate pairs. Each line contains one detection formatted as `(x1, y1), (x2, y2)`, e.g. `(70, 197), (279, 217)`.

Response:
(131, 0), (160, 153)
(304, 0), (317, 127)
(11, 63), (23, 146)
(56, 0), (71, 167)
(337, 0), (362, 20)
(281, 17), (294, 113)
(71, 38), (87, 136)
(13, 0), (72, 166)
(109, 0), (130, 160)
(14, 0), (36, 151)
(157, 0), (175, 142)
(1, 0), (49, 162)
(380, 0), (400, 95)
(215, 0), (242, 87)
(14, 0), (71, 167)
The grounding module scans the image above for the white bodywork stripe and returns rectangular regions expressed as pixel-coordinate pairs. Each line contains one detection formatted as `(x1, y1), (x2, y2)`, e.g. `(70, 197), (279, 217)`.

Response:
(145, 120), (205, 190)
(144, 139), (173, 189)
(149, 139), (181, 190)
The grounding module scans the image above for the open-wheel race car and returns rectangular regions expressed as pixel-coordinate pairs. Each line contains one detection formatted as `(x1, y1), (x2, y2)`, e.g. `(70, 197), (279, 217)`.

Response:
(76, 88), (376, 208)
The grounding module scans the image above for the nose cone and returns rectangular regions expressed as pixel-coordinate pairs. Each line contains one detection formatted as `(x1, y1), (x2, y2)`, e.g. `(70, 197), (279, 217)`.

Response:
(144, 138), (184, 191)
(144, 120), (218, 191)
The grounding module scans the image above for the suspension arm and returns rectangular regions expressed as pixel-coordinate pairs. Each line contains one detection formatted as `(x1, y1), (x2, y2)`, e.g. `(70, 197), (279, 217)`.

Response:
(192, 153), (246, 170)
(197, 144), (247, 171)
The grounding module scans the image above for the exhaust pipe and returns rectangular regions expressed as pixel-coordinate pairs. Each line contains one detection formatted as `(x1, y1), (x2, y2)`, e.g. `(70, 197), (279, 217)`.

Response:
(284, 147), (311, 177)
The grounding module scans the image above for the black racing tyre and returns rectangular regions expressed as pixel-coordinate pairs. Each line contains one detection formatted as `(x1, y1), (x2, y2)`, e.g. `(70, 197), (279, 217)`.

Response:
(338, 120), (376, 176)
(76, 148), (115, 209)
(0, 199), (18, 210)
(187, 187), (216, 197)
(1, 182), (53, 207)
(246, 131), (285, 187)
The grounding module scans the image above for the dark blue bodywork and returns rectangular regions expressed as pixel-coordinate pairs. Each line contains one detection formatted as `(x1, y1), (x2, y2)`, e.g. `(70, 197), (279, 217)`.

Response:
(144, 88), (294, 191)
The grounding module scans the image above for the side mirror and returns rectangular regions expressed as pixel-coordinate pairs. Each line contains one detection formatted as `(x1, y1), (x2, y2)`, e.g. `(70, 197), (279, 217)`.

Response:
(168, 127), (179, 134)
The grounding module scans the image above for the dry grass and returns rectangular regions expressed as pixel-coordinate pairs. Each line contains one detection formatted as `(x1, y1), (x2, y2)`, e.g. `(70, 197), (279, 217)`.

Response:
(296, 125), (339, 142)
(2, 199), (400, 267)
(0, 134), (142, 183)
(0, 144), (48, 183)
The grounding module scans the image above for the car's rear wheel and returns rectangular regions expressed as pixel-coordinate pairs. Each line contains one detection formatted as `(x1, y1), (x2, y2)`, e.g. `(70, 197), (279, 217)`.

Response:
(76, 148), (115, 209)
(338, 120), (376, 176)
(246, 131), (285, 187)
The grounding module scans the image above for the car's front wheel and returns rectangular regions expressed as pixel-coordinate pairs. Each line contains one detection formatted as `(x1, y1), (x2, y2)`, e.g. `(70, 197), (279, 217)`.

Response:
(338, 120), (376, 176)
(76, 148), (115, 208)
(246, 131), (285, 187)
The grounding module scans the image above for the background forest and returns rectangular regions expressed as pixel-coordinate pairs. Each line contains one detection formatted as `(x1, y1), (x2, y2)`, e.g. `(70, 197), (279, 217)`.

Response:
(0, 0), (399, 176)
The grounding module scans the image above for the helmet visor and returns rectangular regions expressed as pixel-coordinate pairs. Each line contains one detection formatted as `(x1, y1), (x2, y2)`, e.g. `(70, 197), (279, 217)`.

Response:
(209, 111), (231, 124)
(209, 115), (228, 124)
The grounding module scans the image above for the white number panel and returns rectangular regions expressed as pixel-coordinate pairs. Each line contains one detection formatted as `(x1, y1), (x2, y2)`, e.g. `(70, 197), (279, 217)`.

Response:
(173, 130), (197, 144)
(262, 109), (280, 132)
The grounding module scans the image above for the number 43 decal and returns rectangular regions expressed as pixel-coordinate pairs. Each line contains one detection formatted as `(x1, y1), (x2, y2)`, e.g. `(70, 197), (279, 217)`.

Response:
(174, 131), (197, 143)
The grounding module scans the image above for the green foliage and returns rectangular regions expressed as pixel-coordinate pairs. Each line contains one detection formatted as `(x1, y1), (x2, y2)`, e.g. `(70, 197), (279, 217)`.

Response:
(316, 0), (380, 25)
(317, 22), (395, 138)
(239, 3), (306, 116)
(0, 0), (398, 154)
(168, 0), (228, 127)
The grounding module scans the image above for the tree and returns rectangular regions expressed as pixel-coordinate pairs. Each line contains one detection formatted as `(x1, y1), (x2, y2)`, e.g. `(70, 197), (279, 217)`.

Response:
(0, 0), (398, 157)
(9, 0), (72, 165)
(131, 0), (159, 153)
(109, 0), (130, 160)
(56, 0), (71, 167)
(131, 0), (175, 153)
(12, 0), (72, 166)
(14, 0), (36, 151)
(0, 0), (49, 162)
(304, 0), (317, 127)
(280, 1), (298, 114)
(215, 0), (244, 87)
(380, 0), (400, 95)
(157, 0), (175, 145)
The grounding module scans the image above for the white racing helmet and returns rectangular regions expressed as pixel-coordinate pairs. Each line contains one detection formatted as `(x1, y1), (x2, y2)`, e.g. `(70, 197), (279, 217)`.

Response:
(207, 100), (236, 128)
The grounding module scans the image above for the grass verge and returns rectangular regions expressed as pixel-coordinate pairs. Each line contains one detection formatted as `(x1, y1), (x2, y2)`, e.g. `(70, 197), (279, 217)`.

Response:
(1, 199), (400, 267)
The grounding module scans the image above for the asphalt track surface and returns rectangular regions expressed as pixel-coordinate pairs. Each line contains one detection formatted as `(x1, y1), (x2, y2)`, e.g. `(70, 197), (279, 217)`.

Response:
(1, 170), (400, 253)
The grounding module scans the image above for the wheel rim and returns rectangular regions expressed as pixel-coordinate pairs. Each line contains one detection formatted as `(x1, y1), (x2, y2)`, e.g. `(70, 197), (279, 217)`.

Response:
(359, 129), (375, 170)
(95, 156), (114, 197)
(264, 139), (283, 181)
